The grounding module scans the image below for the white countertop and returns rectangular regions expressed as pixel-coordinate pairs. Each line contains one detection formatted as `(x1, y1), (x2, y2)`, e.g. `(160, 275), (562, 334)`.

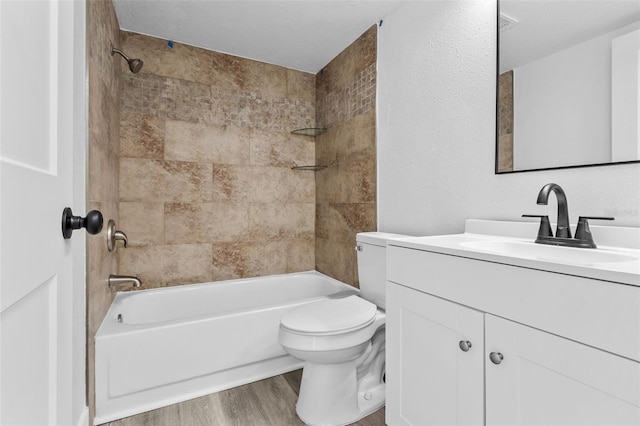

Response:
(388, 220), (640, 287)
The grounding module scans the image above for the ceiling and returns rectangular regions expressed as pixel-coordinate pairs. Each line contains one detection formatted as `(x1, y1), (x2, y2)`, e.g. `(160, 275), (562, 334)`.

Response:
(499, 0), (640, 73)
(112, 0), (403, 74)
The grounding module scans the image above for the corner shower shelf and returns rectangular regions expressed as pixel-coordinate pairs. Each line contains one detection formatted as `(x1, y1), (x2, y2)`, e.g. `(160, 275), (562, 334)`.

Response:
(290, 127), (328, 170)
(291, 165), (328, 171)
(290, 127), (327, 137)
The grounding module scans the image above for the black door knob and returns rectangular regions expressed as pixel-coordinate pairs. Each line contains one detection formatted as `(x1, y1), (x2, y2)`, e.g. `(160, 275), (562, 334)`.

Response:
(62, 207), (103, 239)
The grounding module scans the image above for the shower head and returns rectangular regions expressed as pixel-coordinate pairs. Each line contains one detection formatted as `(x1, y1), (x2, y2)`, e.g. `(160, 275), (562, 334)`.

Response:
(111, 45), (144, 74)
(127, 58), (144, 74)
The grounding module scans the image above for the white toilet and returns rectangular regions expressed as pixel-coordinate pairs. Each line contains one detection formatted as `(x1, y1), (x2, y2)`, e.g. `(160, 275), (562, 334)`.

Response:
(278, 232), (407, 426)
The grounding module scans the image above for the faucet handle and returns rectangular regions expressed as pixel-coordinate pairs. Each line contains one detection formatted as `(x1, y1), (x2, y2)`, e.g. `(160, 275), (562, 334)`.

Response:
(107, 219), (129, 251)
(575, 216), (614, 248)
(522, 214), (553, 238)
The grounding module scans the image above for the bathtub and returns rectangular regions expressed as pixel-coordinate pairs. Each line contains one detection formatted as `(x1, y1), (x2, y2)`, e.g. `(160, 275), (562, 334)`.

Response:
(94, 271), (357, 424)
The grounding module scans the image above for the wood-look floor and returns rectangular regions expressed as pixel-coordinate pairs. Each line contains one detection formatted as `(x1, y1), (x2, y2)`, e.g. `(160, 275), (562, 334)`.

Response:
(105, 370), (385, 426)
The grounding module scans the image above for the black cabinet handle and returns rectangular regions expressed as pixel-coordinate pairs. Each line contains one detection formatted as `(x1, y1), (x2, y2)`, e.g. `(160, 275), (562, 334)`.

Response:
(62, 207), (103, 239)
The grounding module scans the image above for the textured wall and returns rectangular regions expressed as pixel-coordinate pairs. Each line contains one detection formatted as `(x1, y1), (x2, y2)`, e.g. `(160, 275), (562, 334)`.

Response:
(117, 32), (317, 287)
(378, 1), (640, 237)
(87, 0), (121, 421)
(315, 26), (378, 286)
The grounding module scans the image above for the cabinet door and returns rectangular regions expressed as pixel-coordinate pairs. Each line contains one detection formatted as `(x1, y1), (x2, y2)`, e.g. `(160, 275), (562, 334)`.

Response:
(486, 314), (640, 425)
(386, 283), (484, 426)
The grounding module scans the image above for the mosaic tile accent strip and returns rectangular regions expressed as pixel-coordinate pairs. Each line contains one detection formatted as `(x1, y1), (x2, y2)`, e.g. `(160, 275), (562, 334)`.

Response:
(316, 63), (376, 129)
(121, 73), (315, 132)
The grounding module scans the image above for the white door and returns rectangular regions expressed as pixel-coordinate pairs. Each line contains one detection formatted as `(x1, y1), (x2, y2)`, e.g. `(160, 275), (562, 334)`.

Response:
(486, 314), (640, 426)
(0, 1), (86, 425)
(386, 283), (485, 426)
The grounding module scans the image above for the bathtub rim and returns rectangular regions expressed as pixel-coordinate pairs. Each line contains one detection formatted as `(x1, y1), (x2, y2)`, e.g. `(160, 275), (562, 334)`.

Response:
(96, 270), (357, 338)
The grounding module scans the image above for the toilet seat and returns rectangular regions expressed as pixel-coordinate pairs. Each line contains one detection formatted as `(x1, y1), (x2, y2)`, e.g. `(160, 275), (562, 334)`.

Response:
(281, 296), (377, 335)
(279, 296), (385, 354)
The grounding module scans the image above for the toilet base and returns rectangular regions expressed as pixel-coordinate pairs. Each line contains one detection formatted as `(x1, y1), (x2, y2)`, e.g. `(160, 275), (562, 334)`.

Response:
(295, 347), (385, 426)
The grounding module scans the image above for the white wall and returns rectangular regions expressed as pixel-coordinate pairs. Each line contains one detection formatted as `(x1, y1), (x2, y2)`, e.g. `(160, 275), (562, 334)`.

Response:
(377, 0), (640, 237)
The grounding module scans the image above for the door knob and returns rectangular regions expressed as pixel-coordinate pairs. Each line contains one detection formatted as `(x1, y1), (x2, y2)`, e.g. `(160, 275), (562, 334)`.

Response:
(459, 340), (472, 352)
(62, 207), (103, 239)
(489, 352), (504, 365)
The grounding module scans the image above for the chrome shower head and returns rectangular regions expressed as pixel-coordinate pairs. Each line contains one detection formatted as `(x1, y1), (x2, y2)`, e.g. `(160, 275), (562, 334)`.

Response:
(111, 45), (144, 74)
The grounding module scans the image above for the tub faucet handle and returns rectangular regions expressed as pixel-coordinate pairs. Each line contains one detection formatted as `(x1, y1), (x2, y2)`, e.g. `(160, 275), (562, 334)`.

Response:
(107, 219), (129, 251)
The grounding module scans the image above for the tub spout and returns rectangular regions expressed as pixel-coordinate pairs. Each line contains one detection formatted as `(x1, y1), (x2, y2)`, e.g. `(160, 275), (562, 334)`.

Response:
(109, 274), (142, 289)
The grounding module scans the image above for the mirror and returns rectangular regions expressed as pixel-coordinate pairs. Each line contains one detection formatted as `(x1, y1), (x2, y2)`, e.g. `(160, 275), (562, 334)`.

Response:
(496, 0), (640, 173)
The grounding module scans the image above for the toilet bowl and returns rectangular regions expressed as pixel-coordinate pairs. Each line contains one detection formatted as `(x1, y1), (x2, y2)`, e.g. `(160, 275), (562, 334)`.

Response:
(278, 232), (408, 426)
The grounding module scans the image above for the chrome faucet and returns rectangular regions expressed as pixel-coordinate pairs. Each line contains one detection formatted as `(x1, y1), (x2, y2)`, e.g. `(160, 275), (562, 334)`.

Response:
(109, 274), (142, 289)
(536, 183), (572, 238)
(524, 183), (614, 248)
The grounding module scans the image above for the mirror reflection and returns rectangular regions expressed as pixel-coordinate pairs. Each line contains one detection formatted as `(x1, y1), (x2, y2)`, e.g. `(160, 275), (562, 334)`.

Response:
(497, 0), (640, 173)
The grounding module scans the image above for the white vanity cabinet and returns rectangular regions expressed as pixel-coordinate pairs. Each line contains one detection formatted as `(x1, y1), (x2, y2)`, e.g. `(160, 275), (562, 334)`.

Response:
(386, 283), (484, 426)
(386, 243), (640, 426)
(485, 314), (640, 426)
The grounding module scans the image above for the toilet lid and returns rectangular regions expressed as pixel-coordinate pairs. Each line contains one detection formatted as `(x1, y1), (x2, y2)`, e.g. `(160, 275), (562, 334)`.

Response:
(281, 296), (377, 334)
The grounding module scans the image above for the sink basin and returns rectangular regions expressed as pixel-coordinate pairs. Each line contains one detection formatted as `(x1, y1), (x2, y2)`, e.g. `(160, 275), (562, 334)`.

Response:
(461, 240), (638, 266)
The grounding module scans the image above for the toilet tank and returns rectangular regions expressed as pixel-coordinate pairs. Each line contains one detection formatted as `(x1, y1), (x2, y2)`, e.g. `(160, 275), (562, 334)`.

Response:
(356, 232), (409, 309)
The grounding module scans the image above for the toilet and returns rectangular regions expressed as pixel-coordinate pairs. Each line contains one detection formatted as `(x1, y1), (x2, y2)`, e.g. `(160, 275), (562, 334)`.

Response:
(278, 232), (407, 426)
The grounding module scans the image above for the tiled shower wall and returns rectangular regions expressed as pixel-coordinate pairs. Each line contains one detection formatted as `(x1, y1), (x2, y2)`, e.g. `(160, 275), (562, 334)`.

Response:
(315, 26), (378, 286)
(87, 0), (121, 419)
(117, 32), (317, 287)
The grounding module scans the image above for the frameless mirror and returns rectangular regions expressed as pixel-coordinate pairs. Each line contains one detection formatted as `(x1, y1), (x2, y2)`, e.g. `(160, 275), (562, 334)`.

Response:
(496, 0), (640, 173)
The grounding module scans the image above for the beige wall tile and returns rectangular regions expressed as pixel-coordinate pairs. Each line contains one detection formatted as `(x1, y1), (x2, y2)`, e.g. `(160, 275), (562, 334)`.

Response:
(119, 244), (213, 287)
(164, 120), (250, 164)
(335, 110), (376, 163)
(164, 203), (250, 244)
(121, 31), (213, 85)
(249, 130), (315, 168)
(286, 238), (315, 273)
(355, 25), (378, 75)
(211, 241), (288, 281)
(120, 158), (213, 202)
(322, 43), (357, 94)
(210, 51), (253, 92)
(213, 165), (314, 203)
(341, 157), (376, 204)
(315, 203), (376, 244)
(315, 132), (338, 167)
(286, 69), (315, 103)
(88, 132), (119, 204)
(315, 238), (357, 286)
(315, 165), (342, 204)
(248, 203), (315, 240)
(119, 202), (165, 246)
(243, 240), (288, 277)
(244, 61), (287, 99)
(120, 113), (164, 159)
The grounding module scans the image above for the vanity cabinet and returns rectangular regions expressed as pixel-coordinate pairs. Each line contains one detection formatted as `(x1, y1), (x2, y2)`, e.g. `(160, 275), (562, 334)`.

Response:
(386, 245), (640, 426)
(485, 314), (640, 426)
(386, 284), (484, 426)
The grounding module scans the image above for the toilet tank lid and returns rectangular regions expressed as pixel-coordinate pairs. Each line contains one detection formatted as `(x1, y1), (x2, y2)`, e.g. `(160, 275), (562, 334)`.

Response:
(356, 232), (411, 246)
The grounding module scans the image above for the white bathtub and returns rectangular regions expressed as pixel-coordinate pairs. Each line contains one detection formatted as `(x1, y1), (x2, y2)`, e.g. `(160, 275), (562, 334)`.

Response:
(94, 271), (356, 424)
